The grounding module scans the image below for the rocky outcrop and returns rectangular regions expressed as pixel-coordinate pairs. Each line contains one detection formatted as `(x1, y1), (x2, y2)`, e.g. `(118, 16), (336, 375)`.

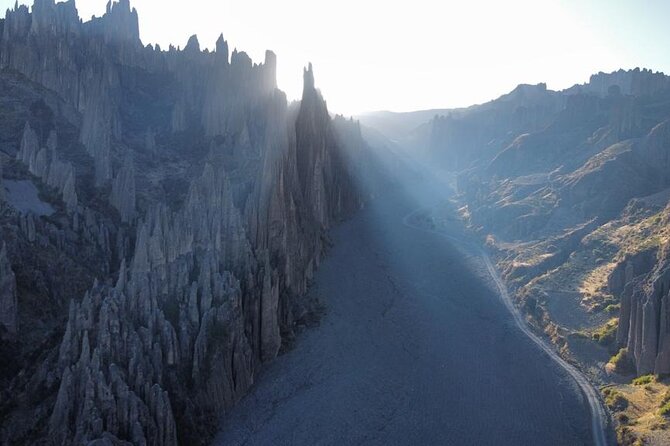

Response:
(110, 155), (136, 222)
(433, 68), (670, 242)
(433, 69), (670, 376)
(17, 123), (78, 211)
(44, 68), (359, 442)
(613, 244), (670, 375)
(560, 140), (655, 220)
(636, 119), (670, 186)
(0, 242), (18, 336)
(0, 1), (365, 444)
(0, 157), (5, 203)
(608, 249), (658, 299)
(578, 68), (670, 98)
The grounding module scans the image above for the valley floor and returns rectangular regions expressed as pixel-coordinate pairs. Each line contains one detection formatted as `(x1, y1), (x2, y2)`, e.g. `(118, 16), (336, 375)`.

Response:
(214, 176), (602, 445)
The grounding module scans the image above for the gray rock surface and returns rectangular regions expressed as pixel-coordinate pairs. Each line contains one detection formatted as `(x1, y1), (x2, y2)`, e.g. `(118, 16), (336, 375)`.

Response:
(613, 244), (670, 374)
(16, 123), (78, 211)
(0, 242), (18, 336)
(110, 155), (136, 222)
(0, 1), (365, 444)
(0, 159), (4, 203)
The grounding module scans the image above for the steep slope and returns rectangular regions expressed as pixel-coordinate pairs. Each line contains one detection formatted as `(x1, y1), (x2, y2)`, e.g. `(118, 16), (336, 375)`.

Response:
(0, 1), (365, 444)
(614, 238), (670, 376)
(360, 68), (670, 445)
(458, 73), (670, 445)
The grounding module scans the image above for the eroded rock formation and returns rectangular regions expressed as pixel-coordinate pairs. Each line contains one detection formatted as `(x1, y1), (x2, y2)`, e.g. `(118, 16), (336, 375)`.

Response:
(387, 67), (670, 382)
(0, 242), (18, 336)
(613, 243), (670, 375)
(0, 1), (366, 444)
(17, 123), (78, 211)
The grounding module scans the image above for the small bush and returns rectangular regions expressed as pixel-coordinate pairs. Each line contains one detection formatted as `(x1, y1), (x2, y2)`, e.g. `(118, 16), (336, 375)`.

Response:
(616, 413), (629, 425)
(609, 348), (635, 375)
(609, 394), (629, 412)
(603, 388), (629, 412)
(632, 374), (655, 386)
(662, 389), (670, 405)
(659, 390), (670, 417)
(592, 319), (618, 347)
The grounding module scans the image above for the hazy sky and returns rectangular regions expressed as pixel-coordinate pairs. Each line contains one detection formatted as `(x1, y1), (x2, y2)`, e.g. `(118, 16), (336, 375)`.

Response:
(3, 0), (670, 114)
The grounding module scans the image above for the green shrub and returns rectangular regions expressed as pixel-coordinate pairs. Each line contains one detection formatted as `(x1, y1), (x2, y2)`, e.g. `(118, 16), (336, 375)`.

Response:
(603, 387), (629, 412)
(605, 303), (621, 314)
(592, 319), (618, 346)
(610, 348), (635, 375)
(632, 374), (655, 386)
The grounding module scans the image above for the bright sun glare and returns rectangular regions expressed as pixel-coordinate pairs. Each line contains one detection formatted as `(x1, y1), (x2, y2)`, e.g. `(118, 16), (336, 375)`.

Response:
(4, 0), (670, 115)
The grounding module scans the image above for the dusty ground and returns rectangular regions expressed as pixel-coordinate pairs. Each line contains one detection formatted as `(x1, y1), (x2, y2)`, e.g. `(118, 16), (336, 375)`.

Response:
(605, 378), (670, 445)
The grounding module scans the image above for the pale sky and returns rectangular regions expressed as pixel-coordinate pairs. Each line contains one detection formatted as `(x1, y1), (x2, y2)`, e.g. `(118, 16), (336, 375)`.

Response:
(3, 0), (670, 115)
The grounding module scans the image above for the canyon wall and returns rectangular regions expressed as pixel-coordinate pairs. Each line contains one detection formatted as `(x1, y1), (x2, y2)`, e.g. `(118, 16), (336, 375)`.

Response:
(0, 1), (365, 444)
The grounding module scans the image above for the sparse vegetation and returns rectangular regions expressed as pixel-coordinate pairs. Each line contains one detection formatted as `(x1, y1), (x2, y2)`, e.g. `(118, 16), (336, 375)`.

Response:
(633, 374), (656, 386)
(604, 387), (629, 411)
(609, 348), (636, 375)
(605, 303), (621, 314)
(592, 318), (618, 347)
(660, 390), (670, 417)
(604, 380), (670, 445)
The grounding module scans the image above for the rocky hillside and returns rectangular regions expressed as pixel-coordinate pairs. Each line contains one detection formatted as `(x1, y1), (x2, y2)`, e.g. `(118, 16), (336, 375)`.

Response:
(363, 67), (670, 445)
(0, 1), (367, 445)
(448, 70), (670, 445)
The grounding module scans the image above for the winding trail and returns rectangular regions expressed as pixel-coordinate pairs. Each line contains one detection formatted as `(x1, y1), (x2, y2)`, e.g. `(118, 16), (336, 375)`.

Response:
(402, 207), (611, 446)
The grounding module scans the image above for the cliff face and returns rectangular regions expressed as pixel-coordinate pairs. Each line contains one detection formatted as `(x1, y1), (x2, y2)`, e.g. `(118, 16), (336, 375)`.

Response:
(0, 1), (364, 444)
(611, 245), (670, 375)
(0, 242), (18, 336)
(571, 68), (670, 98)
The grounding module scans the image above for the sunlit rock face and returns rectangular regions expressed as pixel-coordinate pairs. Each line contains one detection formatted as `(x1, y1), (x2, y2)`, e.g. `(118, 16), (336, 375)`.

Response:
(0, 1), (364, 444)
(418, 67), (670, 379)
(611, 246), (670, 375)
(436, 69), (670, 242)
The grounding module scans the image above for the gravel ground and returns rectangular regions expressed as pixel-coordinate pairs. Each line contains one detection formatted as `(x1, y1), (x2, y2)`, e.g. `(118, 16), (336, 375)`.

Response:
(214, 178), (593, 446)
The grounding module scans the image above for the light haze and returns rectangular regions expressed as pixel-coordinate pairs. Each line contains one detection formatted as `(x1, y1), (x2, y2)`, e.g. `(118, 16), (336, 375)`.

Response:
(3, 0), (670, 114)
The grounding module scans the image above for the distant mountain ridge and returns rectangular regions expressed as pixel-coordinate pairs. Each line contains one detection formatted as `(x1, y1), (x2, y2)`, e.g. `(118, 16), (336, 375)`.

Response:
(359, 67), (669, 154)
